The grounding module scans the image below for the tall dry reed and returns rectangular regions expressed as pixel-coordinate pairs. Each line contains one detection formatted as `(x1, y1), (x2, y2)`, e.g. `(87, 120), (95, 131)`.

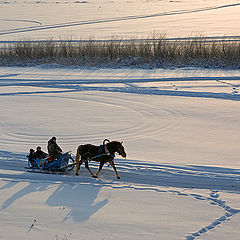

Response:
(0, 36), (240, 68)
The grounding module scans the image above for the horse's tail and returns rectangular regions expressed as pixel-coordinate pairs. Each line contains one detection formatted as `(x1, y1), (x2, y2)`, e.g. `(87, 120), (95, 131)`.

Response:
(75, 145), (82, 164)
(75, 145), (82, 175)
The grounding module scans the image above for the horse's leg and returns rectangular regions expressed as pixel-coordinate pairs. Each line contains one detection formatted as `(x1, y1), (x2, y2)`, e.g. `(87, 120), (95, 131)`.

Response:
(85, 161), (97, 178)
(109, 160), (120, 179)
(76, 158), (85, 176)
(95, 161), (105, 177)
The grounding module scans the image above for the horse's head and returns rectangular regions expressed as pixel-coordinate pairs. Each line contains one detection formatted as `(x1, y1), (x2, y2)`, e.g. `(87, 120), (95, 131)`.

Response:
(108, 141), (127, 158)
(115, 141), (127, 158)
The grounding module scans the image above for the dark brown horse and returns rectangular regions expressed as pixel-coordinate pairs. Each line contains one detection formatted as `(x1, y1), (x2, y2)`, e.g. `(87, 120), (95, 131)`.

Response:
(75, 139), (127, 179)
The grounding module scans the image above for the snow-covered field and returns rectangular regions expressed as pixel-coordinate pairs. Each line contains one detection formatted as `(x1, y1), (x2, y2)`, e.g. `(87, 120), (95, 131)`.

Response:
(1, 67), (240, 240)
(1, 1), (240, 240)
(0, 0), (240, 40)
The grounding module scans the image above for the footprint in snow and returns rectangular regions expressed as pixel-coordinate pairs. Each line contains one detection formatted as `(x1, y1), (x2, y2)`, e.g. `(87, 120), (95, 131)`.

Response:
(210, 191), (219, 198)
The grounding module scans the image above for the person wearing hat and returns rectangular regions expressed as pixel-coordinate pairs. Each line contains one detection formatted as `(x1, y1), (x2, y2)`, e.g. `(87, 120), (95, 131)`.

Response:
(35, 146), (47, 159)
(47, 137), (63, 160)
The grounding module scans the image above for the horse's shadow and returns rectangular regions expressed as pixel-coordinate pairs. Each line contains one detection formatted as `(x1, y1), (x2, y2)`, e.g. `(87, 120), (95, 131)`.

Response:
(0, 178), (109, 223)
(46, 182), (109, 222)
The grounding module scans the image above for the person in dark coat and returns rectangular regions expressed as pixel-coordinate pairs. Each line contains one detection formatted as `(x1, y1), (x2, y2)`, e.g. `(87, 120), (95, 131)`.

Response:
(47, 137), (62, 160)
(35, 146), (47, 159)
(27, 149), (37, 167)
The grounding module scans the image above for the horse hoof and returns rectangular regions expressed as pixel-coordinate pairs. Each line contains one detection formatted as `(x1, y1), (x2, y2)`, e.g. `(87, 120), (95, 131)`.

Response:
(92, 175), (98, 178)
(75, 173), (79, 176)
(117, 176), (120, 179)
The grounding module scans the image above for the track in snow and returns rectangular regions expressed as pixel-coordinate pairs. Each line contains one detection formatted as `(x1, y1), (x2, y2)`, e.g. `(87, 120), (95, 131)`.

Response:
(0, 3), (240, 36)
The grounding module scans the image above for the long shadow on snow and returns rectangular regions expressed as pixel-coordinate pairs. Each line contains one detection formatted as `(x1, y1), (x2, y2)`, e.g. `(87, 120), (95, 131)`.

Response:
(0, 150), (109, 223)
(46, 182), (109, 223)
(0, 150), (26, 170)
(0, 177), (108, 223)
(1, 82), (240, 101)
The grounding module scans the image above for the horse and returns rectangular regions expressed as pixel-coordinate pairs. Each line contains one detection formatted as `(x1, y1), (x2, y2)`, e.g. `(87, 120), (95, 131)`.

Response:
(74, 139), (127, 179)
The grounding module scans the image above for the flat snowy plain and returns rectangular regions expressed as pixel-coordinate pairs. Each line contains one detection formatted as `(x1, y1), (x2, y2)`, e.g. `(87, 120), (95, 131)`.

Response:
(1, 0), (240, 240)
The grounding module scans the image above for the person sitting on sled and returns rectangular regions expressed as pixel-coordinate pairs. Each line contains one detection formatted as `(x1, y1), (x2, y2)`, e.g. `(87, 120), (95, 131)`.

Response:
(27, 149), (37, 167)
(47, 136), (62, 160)
(35, 146), (47, 159)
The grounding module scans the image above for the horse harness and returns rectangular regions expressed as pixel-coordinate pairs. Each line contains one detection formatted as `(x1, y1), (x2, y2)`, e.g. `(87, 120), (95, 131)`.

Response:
(88, 139), (115, 162)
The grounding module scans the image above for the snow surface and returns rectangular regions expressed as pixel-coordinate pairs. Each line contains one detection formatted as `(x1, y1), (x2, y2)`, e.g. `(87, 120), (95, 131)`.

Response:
(0, 0), (240, 40)
(0, 67), (240, 240)
(1, 0), (240, 239)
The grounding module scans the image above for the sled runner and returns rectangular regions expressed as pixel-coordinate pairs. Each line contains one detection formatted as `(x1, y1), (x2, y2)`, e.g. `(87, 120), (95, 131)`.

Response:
(25, 151), (75, 173)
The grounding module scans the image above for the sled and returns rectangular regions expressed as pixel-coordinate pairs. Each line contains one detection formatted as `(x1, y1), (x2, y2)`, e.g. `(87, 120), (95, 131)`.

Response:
(25, 151), (75, 173)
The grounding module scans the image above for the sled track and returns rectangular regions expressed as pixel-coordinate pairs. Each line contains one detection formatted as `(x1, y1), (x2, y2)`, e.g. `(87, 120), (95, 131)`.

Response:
(0, 151), (239, 192)
(0, 86), (185, 147)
